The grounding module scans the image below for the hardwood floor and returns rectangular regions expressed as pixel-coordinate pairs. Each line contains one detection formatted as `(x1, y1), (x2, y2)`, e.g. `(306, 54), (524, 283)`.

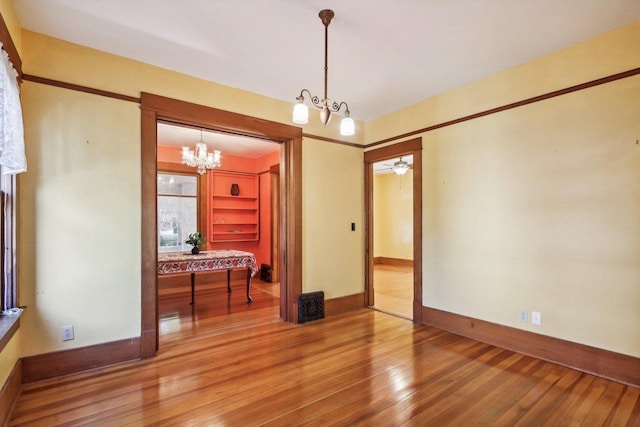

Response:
(374, 264), (413, 319)
(9, 279), (640, 426)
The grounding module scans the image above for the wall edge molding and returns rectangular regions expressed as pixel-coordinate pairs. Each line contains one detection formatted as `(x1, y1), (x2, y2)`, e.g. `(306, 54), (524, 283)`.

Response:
(325, 293), (365, 317)
(422, 306), (640, 388)
(366, 66), (640, 148)
(21, 337), (141, 383)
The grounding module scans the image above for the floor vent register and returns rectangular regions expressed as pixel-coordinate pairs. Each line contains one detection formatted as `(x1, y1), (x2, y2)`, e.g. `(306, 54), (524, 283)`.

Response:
(298, 291), (325, 324)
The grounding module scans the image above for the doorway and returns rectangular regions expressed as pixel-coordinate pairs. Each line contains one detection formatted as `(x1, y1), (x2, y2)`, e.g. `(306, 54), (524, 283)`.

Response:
(364, 138), (423, 322)
(372, 155), (414, 319)
(155, 122), (282, 342)
(140, 93), (303, 358)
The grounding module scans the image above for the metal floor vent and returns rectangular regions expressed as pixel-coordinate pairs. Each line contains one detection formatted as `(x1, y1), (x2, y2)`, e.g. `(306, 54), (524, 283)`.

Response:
(298, 291), (325, 324)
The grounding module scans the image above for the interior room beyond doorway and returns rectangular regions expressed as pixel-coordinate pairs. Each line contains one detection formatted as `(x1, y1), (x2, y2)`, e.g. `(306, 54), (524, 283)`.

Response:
(372, 156), (414, 319)
(156, 122), (282, 343)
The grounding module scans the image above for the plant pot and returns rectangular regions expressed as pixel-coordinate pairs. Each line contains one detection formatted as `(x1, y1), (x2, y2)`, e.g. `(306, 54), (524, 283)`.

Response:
(191, 246), (200, 255)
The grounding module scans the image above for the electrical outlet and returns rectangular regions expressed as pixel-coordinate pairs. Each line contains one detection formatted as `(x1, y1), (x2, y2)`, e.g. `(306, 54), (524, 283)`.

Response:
(62, 325), (74, 341)
(531, 311), (542, 326)
(519, 310), (528, 322)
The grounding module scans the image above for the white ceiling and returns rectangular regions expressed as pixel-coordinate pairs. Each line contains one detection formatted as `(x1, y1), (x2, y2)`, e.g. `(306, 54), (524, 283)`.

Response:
(14, 1), (640, 121)
(157, 122), (279, 158)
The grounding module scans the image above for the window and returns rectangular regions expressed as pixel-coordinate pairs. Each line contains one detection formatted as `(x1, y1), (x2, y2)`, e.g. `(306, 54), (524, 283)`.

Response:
(157, 173), (198, 253)
(0, 170), (15, 312)
(0, 41), (25, 313)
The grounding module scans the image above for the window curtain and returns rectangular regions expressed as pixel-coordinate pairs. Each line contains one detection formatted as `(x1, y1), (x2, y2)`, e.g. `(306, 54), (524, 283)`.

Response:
(0, 42), (26, 175)
(0, 41), (22, 314)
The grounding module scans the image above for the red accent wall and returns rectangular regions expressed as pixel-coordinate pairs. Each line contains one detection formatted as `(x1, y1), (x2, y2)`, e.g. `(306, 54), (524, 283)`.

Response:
(158, 145), (280, 269)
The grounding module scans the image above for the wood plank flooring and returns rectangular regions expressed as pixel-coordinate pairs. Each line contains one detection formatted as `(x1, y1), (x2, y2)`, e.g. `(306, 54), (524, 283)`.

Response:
(9, 279), (640, 426)
(374, 264), (413, 319)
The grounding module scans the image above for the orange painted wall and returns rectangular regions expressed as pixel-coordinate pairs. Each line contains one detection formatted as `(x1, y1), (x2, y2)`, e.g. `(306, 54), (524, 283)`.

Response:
(158, 145), (280, 269)
(255, 150), (280, 271)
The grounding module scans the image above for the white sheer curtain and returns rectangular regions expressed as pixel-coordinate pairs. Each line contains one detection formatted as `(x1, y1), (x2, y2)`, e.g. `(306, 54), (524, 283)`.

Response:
(0, 42), (26, 175)
(0, 41), (23, 314)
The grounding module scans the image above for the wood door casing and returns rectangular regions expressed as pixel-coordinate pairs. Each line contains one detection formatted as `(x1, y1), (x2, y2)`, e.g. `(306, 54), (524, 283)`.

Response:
(140, 93), (302, 358)
(364, 138), (423, 323)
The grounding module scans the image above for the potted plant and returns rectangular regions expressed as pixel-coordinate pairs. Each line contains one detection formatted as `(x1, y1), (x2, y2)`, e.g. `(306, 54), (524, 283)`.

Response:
(185, 231), (205, 254)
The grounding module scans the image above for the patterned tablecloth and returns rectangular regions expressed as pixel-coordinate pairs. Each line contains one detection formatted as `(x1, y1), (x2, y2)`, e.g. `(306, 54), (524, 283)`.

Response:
(157, 250), (258, 276)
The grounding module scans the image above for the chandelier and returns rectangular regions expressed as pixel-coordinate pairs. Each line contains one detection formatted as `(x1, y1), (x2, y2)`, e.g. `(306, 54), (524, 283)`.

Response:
(181, 129), (221, 175)
(292, 9), (355, 136)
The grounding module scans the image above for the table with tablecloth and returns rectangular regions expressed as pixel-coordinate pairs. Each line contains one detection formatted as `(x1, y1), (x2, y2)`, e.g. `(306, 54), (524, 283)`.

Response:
(158, 250), (258, 304)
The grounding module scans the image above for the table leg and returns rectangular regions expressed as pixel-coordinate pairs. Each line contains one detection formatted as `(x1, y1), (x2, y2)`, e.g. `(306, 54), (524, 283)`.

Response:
(190, 272), (195, 305)
(246, 268), (253, 304)
(227, 269), (232, 294)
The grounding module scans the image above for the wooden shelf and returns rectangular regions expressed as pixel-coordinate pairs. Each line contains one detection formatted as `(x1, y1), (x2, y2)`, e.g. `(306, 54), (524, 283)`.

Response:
(212, 239), (259, 243)
(209, 171), (260, 243)
(212, 232), (257, 236)
(211, 222), (256, 227)
(212, 207), (258, 211)
(212, 194), (257, 200)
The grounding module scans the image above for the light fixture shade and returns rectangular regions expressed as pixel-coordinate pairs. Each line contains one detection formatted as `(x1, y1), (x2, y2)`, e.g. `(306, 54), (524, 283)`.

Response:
(293, 102), (309, 124)
(181, 146), (192, 164)
(393, 159), (410, 175)
(340, 116), (355, 136)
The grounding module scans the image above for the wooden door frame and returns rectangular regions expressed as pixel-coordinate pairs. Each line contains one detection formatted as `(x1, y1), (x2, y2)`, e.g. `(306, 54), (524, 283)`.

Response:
(364, 138), (423, 323)
(140, 93), (303, 358)
(269, 164), (280, 286)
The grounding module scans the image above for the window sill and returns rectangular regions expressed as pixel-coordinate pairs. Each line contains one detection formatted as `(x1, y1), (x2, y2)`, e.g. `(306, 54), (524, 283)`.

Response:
(0, 309), (23, 353)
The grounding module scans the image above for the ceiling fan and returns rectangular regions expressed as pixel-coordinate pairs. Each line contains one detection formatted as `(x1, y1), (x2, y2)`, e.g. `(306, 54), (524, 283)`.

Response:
(377, 157), (412, 175)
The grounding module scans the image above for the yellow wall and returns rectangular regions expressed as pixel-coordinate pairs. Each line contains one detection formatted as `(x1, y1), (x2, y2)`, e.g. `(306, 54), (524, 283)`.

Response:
(18, 31), (365, 355)
(20, 83), (141, 355)
(0, 330), (19, 387)
(366, 21), (640, 357)
(302, 138), (364, 298)
(1, 0), (20, 54)
(373, 171), (413, 260)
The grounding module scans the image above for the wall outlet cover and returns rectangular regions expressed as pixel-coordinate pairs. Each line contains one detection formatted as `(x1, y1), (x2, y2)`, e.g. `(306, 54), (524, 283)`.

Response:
(531, 311), (542, 326)
(62, 325), (74, 341)
(519, 310), (528, 322)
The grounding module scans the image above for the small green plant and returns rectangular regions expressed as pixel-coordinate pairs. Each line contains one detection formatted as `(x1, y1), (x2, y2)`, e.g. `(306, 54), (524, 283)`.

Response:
(185, 231), (205, 247)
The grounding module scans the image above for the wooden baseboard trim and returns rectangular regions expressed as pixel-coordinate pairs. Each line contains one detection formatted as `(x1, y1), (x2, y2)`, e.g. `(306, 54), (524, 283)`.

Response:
(0, 359), (21, 425)
(22, 337), (141, 383)
(373, 257), (414, 267)
(422, 306), (640, 388)
(325, 293), (365, 317)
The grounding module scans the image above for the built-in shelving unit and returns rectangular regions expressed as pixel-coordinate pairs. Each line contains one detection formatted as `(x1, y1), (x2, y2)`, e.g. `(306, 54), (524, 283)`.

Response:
(209, 171), (259, 242)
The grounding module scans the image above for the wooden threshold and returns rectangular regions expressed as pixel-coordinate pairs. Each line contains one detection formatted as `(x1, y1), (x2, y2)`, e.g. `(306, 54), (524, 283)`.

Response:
(373, 257), (414, 267)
